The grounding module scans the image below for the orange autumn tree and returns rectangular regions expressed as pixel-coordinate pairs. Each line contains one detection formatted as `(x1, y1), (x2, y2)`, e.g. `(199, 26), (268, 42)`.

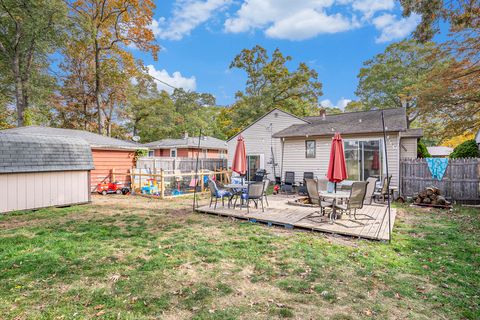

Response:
(57, 39), (97, 131)
(67, 0), (159, 134)
(400, 0), (480, 138)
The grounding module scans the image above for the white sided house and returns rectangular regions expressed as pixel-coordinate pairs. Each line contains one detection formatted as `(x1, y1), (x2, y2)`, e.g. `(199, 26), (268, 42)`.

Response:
(229, 108), (422, 188)
(227, 108), (308, 181)
(274, 108), (422, 187)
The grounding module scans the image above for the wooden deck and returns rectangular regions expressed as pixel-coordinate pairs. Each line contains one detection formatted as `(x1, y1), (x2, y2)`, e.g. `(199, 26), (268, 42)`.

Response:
(196, 196), (396, 241)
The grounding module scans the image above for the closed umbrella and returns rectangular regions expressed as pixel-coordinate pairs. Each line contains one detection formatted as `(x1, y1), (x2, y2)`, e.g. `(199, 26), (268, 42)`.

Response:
(232, 135), (247, 175)
(326, 133), (348, 192)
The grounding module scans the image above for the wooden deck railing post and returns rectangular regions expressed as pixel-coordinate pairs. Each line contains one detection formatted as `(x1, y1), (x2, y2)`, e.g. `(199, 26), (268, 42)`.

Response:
(130, 167), (135, 193)
(200, 170), (204, 192)
(160, 169), (165, 199)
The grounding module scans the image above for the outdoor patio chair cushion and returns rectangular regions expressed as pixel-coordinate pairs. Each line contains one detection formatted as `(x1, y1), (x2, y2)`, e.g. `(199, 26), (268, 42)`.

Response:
(241, 182), (264, 200)
(216, 189), (232, 198)
(232, 177), (243, 185)
(209, 179), (231, 198)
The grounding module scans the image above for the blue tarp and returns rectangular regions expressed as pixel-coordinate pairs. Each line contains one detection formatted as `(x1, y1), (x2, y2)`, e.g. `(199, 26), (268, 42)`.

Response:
(426, 158), (449, 181)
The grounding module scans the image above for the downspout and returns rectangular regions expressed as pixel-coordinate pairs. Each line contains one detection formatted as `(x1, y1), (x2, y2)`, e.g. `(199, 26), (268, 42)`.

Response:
(280, 137), (285, 181)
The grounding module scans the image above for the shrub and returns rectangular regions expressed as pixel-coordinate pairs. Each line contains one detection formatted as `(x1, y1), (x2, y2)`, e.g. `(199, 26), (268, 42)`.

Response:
(417, 140), (431, 158)
(450, 139), (479, 158)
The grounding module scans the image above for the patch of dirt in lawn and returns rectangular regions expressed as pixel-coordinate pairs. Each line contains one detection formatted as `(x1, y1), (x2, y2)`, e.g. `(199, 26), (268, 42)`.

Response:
(161, 309), (193, 320)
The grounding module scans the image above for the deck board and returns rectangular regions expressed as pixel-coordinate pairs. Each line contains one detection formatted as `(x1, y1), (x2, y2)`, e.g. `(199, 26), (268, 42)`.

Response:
(196, 196), (396, 241)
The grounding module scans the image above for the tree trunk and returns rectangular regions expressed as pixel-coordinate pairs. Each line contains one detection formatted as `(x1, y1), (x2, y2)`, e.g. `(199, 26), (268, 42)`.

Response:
(13, 55), (25, 127)
(94, 39), (103, 135)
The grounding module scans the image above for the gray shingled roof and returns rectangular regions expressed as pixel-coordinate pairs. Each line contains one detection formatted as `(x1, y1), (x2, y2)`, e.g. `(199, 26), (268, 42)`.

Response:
(0, 126), (143, 150)
(144, 136), (227, 150)
(274, 108), (408, 138)
(0, 133), (94, 174)
(400, 128), (423, 138)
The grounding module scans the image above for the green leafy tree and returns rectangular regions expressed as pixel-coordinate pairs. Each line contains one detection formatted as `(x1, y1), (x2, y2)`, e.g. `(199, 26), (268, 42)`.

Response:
(323, 107), (342, 115)
(450, 140), (479, 159)
(126, 86), (176, 142)
(0, 0), (67, 126)
(344, 101), (365, 113)
(355, 40), (444, 127)
(417, 140), (431, 158)
(400, 0), (479, 42)
(226, 45), (323, 136)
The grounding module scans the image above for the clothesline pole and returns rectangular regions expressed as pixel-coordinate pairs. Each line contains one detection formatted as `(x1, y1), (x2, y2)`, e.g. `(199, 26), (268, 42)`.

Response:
(192, 129), (202, 211)
(381, 111), (392, 243)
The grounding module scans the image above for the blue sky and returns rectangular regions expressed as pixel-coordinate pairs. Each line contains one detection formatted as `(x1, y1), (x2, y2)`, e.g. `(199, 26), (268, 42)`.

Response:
(133, 0), (422, 108)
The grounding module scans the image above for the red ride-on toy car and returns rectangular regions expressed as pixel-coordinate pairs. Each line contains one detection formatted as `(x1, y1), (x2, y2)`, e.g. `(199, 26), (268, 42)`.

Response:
(96, 182), (123, 195)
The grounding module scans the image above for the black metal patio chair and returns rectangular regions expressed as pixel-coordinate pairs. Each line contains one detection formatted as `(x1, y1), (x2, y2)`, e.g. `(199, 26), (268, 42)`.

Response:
(281, 171), (296, 193)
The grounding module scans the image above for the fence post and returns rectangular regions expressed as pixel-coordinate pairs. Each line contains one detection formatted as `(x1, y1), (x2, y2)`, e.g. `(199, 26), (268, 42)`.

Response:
(111, 168), (116, 182)
(130, 167), (135, 193)
(200, 170), (204, 192)
(160, 169), (165, 199)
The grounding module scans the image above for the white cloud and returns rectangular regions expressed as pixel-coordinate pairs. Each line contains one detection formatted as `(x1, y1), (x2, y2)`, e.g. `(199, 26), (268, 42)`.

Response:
(149, 0), (417, 42)
(152, 0), (231, 40)
(351, 0), (395, 19)
(320, 98), (351, 110)
(224, 0), (359, 40)
(224, 0), (405, 41)
(265, 9), (356, 40)
(373, 13), (420, 43)
(146, 65), (196, 93)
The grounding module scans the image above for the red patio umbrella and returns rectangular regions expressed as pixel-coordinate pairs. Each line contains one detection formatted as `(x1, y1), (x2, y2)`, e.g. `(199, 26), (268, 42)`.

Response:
(231, 135), (247, 175)
(326, 133), (348, 191)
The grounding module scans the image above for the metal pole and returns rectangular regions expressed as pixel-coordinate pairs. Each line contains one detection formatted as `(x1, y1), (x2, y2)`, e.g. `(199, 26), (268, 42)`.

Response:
(193, 130), (202, 211)
(381, 111), (392, 243)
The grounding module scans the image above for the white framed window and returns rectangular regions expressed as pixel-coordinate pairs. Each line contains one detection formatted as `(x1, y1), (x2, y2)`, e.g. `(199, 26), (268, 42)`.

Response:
(170, 149), (177, 158)
(305, 140), (316, 158)
(202, 149), (208, 158)
(219, 150), (226, 159)
(148, 150), (154, 157)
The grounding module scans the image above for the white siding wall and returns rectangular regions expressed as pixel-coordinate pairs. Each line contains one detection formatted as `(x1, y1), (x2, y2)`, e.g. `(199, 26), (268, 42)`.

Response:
(400, 137), (417, 159)
(227, 110), (307, 180)
(0, 170), (90, 214)
(282, 133), (401, 187)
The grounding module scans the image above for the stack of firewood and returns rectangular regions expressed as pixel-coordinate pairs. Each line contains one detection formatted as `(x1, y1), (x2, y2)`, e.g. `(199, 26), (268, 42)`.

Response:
(413, 186), (450, 206)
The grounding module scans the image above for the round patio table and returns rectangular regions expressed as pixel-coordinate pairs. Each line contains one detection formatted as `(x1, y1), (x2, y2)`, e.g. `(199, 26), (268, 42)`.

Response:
(319, 191), (350, 222)
(224, 183), (247, 208)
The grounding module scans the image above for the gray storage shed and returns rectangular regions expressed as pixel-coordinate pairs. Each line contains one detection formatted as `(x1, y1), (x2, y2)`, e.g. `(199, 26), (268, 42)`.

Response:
(0, 132), (94, 213)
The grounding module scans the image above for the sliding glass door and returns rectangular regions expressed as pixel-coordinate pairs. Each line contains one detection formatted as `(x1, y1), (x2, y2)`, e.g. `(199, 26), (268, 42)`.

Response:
(344, 140), (383, 181)
(344, 141), (360, 181)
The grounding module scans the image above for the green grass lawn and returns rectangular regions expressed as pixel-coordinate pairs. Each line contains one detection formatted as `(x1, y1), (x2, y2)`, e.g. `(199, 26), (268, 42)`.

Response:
(0, 195), (479, 319)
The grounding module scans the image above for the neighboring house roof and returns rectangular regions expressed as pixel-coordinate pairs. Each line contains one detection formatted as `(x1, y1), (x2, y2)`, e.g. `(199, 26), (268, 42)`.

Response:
(226, 108), (310, 142)
(273, 108), (409, 138)
(144, 136), (228, 150)
(400, 128), (423, 138)
(0, 126), (143, 150)
(427, 146), (453, 157)
(0, 133), (94, 174)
